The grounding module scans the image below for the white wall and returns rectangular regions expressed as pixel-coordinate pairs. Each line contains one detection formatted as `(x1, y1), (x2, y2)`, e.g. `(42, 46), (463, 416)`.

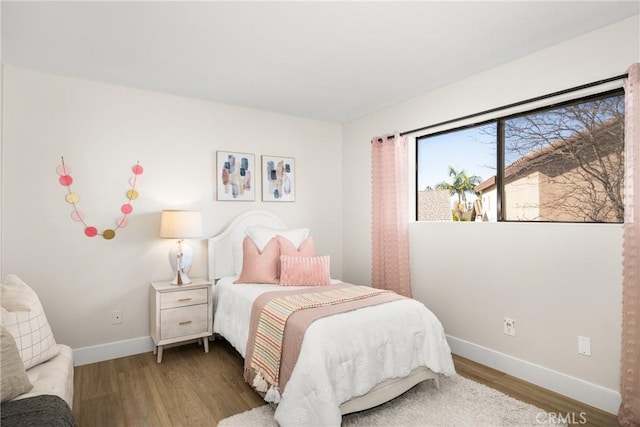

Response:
(1, 66), (342, 360)
(341, 16), (639, 413)
(1, 64), (4, 281)
(1, 0), (4, 279)
(2, 12), (637, 414)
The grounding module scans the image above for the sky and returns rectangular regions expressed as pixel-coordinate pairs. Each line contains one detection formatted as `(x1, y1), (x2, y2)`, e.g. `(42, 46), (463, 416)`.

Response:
(416, 124), (497, 192)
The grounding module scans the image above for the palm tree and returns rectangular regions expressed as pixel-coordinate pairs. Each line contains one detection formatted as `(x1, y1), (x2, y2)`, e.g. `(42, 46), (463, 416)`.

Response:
(435, 166), (482, 206)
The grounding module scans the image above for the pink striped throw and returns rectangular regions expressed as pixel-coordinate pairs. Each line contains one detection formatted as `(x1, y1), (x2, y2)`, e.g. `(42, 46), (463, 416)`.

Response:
(250, 286), (388, 393)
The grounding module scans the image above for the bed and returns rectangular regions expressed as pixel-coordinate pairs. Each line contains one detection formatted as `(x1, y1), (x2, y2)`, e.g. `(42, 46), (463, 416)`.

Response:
(208, 210), (455, 426)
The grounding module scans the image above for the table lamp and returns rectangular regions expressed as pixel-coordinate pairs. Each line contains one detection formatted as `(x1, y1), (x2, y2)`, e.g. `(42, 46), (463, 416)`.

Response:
(160, 210), (203, 285)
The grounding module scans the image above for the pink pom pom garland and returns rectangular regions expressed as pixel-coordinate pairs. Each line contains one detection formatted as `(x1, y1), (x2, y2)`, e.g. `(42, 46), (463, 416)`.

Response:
(57, 156), (143, 239)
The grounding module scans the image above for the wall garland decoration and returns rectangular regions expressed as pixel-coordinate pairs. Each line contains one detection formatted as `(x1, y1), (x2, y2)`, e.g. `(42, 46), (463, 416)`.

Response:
(56, 156), (144, 239)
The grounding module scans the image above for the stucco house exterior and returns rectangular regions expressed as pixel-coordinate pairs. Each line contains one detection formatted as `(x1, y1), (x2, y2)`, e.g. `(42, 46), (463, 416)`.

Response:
(475, 117), (623, 222)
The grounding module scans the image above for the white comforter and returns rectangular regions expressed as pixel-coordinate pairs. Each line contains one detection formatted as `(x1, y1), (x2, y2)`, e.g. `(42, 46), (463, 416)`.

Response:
(213, 277), (455, 427)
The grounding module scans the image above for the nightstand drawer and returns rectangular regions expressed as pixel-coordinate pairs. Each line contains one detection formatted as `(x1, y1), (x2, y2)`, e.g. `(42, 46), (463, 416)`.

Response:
(150, 279), (213, 363)
(160, 288), (208, 309)
(160, 304), (208, 340)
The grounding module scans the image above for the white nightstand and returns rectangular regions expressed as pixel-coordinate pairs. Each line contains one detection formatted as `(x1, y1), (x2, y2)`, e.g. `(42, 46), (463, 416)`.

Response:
(149, 278), (213, 363)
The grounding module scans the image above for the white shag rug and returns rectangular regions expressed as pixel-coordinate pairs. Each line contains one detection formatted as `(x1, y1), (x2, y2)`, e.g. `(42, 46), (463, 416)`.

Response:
(218, 374), (565, 427)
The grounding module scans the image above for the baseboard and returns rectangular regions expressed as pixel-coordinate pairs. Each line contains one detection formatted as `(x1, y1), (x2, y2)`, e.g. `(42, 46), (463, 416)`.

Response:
(447, 335), (621, 415)
(72, 334), (621, 414)
(73, 336), (154, 366)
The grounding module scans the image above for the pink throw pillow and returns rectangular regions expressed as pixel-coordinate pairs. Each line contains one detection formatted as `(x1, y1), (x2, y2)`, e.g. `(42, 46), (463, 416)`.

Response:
(234, 237), (280, 284)
(279, 255), (331, 286)
(277, 235), (315, 257)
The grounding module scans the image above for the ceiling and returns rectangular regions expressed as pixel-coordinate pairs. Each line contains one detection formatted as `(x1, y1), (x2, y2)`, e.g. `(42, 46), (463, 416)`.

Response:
(2, 1), (638, 123)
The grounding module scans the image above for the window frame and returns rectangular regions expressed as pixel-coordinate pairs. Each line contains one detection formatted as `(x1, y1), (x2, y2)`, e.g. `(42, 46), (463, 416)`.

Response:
(415, 87), (625, 223)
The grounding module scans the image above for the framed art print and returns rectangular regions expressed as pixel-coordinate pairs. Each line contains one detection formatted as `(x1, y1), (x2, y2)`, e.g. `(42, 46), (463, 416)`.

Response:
(262, 155), (295, 202)
(216, 151), (255, 201)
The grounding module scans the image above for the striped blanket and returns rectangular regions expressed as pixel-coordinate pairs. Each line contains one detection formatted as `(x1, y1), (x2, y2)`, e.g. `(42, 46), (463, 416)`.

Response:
(244, 283), (406, 403)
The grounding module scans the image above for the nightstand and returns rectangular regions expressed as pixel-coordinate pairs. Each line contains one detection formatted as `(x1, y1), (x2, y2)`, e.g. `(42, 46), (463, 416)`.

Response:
(149, 279), (213, 363)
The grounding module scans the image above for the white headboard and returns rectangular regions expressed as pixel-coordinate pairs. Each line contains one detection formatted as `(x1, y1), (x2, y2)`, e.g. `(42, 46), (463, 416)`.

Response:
(207, 210), (287, 281)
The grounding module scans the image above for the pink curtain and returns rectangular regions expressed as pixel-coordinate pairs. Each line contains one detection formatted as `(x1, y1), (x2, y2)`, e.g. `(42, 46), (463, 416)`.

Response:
(371, 134), (412, 297)
(620, 62), (640, 427)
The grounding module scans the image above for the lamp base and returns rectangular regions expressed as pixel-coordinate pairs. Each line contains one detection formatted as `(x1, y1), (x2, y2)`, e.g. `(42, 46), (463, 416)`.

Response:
(168, 239), (194, 286)
(171, 271), (192, 286)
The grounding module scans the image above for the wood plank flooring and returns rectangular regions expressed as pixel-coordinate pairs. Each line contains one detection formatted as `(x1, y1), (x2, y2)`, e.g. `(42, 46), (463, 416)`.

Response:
(452, 355), (619, 427)
(72, 339), (619, 426)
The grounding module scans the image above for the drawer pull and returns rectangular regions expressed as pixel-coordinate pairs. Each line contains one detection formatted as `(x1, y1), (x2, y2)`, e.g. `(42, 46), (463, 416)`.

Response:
(178, 297), (192, 302)
(179, 320), (192, 325)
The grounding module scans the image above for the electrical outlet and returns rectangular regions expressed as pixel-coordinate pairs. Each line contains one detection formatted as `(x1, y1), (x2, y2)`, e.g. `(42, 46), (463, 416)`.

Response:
(112, 309), (123, 324)
(504, 317), (515, 336)
(578, 336), (591, 356)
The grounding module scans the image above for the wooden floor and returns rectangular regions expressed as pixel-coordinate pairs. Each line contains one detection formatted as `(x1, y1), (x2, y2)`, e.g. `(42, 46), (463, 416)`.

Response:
(452, 356), (619, 427)
(72, 339), (619, 426)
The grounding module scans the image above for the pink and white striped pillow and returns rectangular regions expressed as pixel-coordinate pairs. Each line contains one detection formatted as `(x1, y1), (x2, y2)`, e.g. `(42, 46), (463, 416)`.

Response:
(279, 255), (331, 287)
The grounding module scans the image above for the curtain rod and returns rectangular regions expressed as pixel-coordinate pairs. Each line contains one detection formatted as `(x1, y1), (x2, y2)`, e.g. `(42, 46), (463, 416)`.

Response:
(393, 73), (628, 138)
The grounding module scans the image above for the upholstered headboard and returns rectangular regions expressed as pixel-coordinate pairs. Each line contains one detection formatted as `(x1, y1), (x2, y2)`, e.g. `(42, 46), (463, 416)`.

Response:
(207, 210), (287, 281)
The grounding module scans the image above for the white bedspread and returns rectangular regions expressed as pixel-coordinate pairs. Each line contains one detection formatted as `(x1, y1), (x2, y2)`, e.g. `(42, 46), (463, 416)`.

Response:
(213, 277), (455, 427)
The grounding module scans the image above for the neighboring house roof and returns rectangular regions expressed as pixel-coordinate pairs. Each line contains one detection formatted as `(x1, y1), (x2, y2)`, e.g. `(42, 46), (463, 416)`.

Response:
(474, 117), (623, 193)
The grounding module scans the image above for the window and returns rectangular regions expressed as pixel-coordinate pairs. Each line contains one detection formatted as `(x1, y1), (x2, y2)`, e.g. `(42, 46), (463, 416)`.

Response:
(416, 89), (624, 223)
(416, 124), (496, 221)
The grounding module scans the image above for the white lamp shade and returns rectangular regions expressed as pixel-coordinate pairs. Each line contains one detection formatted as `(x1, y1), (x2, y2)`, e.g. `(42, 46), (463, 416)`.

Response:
(160, 210), (203, 238)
